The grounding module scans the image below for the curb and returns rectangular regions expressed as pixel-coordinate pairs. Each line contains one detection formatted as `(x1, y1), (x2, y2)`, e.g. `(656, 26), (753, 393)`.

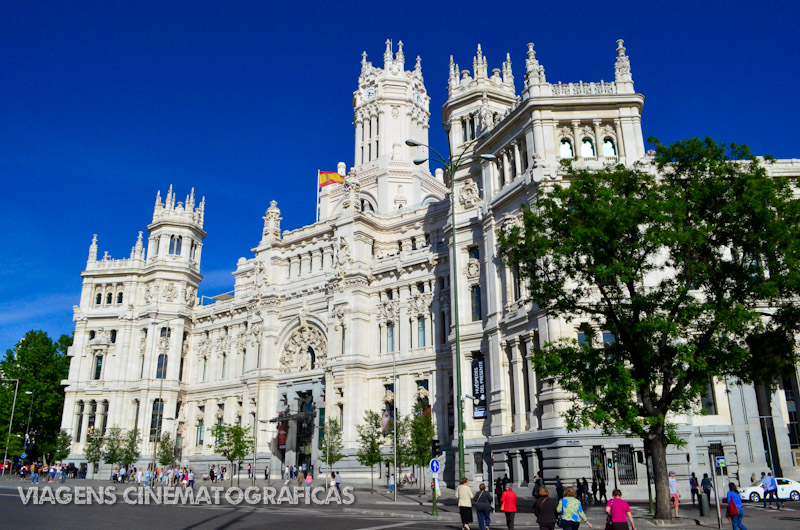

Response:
(343, 507), (459, 520)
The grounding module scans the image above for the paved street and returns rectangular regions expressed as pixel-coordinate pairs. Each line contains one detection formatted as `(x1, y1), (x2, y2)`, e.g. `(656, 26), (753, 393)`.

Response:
(0, 478), (798, 529)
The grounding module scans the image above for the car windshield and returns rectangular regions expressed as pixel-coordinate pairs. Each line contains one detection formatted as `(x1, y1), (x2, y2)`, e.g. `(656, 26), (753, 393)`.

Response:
(749, 480), (763, 487)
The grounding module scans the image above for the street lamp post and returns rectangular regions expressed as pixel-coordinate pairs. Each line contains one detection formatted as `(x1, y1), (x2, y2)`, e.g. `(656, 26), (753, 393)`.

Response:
(250, 311), (263, 486)
(23, 391), (33, 455)
(392, 346), (397, 502)
(1, 379), (20, 476)
(406, 131), (494, 479)
(150, 316), (182, 474)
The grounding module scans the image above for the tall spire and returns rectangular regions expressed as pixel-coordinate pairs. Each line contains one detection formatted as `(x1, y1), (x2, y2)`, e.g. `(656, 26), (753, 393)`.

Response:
(396, 40), (405, 67)
(473, 43), (487, 79)
(134, 231), (144, 259)
(414, 55), (423, 80)
(502, 52), (514, 87)
(87, 234), (98, 263)
(384, 39), (393, 69)
(614, 39), (634, 93)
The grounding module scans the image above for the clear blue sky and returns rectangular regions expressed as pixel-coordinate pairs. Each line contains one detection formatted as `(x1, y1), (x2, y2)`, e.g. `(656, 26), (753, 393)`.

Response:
(1, 1), (798, 350)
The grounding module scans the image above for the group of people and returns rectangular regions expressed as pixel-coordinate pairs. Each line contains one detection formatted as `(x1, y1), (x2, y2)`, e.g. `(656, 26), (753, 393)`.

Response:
(111, 465), (195, 488)
(455, 476), (638, 530)
(17, 462), (68, 483)
(551, 475), (608, 506)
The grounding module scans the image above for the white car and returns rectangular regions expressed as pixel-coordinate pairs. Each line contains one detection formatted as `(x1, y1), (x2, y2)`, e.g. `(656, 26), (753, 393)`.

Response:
(739, 477), (800, 502)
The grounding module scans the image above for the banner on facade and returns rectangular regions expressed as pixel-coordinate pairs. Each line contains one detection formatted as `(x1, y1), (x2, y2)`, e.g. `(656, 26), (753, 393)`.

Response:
(277, 423), (287, 449)
(472, 358), (487, 418)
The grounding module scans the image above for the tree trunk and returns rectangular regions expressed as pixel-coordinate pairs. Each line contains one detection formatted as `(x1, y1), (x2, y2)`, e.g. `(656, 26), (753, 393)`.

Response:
(646, 435), (672, 520)
(371, 465), (374, 494)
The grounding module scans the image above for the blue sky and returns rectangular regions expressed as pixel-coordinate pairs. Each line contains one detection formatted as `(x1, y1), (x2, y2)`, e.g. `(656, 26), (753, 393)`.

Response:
(1, 1), (798, 350)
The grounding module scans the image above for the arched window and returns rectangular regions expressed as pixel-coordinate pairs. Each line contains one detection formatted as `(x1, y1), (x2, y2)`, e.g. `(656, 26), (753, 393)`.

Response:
(190, 241), (197, 260)
(106, 292), (113, 305)
(581, 138), (595, 158)
(559, 139), (574, 159)
(93, 354), (103, 380)
(169, 235), (182, 255)
(602, 138), (617, 157)
(169, 236), (176, 254)
(116, 292), (123, 304)
(95, 293), (102, 306)
(360, 199), (374, 213)
(221, 353), (227, 378)
(196, 419), (204, 446)
(160, 327), (171, 338)
(175, 236), (182, 254)
(417, 316), (426, 348)
(156, 353), (168, 379)
(308, 347), (316, 369)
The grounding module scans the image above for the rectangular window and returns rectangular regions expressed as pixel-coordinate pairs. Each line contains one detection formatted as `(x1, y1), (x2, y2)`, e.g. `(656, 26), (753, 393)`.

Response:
(93, 355), (103, 380)
(221, 354), (227, 379)
(602, 333), (616, 345)
(418, 317), (426, 348)
(617, 445), (637, 485)
(196, 420), (204, 446)
(387, 322), (395, 352)
(202, 358), (207, 382)
(150, 399), (164, 442)
(701, 379), (718, 415)
(471, 286), (482, 321)
(578, 331), (590, 347)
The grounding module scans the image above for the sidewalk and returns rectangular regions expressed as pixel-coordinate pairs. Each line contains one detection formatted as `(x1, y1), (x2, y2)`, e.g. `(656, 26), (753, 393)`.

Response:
(0, 475), (714, 527)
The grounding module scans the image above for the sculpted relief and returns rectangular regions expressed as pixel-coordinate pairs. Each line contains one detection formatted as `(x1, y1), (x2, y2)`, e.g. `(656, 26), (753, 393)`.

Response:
(278, 308), (328, 373)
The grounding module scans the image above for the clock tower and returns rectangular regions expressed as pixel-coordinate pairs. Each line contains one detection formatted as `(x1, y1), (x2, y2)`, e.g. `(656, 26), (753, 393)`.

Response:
(353, 39), (430, 173)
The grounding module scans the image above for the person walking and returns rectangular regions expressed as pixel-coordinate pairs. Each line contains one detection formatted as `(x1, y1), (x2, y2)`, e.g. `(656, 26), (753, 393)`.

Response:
(457, 477), (474, 530)
(723, 482), (749, 530)
(389, 473), (395, 494)
(534, 486), (559, 530)
(495, 478), (505, 510)
(556, 476), (564, 500)
(335, 471), (342, 493)
(598, 478), (607, 504)
(247, 463), (252, 480)
(557, 487), (593, 530)
(329, 472), (337, 494)
(501, 483), (518, 530)
(188, 469), (195, 489)
(582, 478), (590, 505)
(762, 472), (780, 509)
(701, 473), (712, 504)
(606, 489), (636, 530)
(473, 483), (493, 530)
(689, 473), (700, 505)
(591, 478), (598, 504)
(668, 471), (680, 518)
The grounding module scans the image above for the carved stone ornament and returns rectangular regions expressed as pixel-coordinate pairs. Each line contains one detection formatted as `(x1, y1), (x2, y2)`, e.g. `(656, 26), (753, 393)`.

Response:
(466, 257), (481, 279)
(163, 282), (178, 302)
(248, 322), (263, 346)
(384, 388), (395, 403)
(334, 237), (351, 273)
(342, 179), (360, 211)
(379, 299), (400, 323)
(145, 283), (159, 303)
(278, 311), (328, 374)
(415, 384), (430, 403)
(262, 200), (282, 240)
(459, 179), (481, 209)
(408, 293), (432, 316)
(184, 285), (196, 307)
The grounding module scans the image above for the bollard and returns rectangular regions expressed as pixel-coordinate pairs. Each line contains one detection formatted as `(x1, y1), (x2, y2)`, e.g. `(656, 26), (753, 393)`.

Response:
(700, 493), (710, 516)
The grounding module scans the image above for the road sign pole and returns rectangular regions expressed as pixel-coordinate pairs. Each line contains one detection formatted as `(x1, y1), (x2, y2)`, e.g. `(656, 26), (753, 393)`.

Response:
(429, 458), (440, 517)
(709, 452), (722, 529)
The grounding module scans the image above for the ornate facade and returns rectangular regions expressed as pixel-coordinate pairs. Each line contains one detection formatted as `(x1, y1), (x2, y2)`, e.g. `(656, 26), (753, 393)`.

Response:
(62, 39), (800, 492)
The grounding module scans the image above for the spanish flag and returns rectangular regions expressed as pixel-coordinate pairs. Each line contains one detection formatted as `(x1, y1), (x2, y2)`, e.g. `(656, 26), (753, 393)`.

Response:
(319, 171), (344, 188)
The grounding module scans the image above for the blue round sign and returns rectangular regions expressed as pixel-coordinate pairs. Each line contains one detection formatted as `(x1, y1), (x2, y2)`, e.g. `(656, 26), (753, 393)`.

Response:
(20, 453), (27, 459)
(429, 458), (440, 474)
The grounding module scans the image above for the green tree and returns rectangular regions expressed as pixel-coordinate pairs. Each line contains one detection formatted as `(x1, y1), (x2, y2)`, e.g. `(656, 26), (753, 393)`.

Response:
(319, 417), (345, 471)
(0, 331), (71, 461)
(102, 426), (124, 468)
(121, 428), (141, 469)
(499, 137), (800, 519)
(84, 429), (104, 478)
(356, 410), (385, 493)
(157, 432), (176, 468)
(408, 404), (435, 493)
(53, 429), (72, 463)
(384, 412), (412, 480)
(209, 423), (254, 487)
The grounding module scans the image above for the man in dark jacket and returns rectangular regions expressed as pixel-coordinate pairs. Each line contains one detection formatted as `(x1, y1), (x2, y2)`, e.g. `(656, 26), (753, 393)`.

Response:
(533, 486), (559, 530)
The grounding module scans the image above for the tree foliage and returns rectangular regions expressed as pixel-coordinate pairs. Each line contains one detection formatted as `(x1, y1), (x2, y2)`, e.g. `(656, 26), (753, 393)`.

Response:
(121, 428), (141, 468)
(157, 432), (176, 467)
(209, 423), (254, 486)
(356, 410), (385, 493)
(84, 429), (104, 474)
(53, 430), (72, 463)
(102, 426), (124, 466)
(408, 404), (435, 493)
(319, 417), (345, 469)
(499, 137), (800, 519)
(0, 331), (71, 461)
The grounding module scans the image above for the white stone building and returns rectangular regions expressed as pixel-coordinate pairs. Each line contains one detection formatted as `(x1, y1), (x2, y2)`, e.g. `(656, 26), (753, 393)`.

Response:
(61, 38), (800, 494)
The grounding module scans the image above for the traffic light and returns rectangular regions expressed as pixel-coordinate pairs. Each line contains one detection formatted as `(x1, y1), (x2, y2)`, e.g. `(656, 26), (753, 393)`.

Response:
(607, 460), (614, 469)
(431, 439), (440, 456)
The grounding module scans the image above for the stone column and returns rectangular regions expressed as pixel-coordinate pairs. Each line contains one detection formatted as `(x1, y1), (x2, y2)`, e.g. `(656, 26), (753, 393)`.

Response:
(355, 120), (363, 165)
(512, 140), (522, 178)
(80, 407), (91, 444)
(593, 119), (603, 158)
(614, 119), (626, 158)
(532, 111), (545, 156)
(572, 120), (582, 158)
(502, 151), (510, 187)
(510, 338), (527, 432)
(524, 334), (539, 430)
(509, 450), (524, 485)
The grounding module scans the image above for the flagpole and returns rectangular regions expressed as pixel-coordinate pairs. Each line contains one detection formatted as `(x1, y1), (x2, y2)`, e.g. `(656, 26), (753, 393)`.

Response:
(316, 170), (320, 223)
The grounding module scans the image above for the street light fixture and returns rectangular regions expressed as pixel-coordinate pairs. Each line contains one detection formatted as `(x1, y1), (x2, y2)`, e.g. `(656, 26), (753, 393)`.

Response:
(405, 128), (493, 479)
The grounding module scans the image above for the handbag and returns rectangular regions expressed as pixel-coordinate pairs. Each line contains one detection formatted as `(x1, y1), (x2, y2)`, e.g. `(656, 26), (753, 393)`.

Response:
(726, 500), (739, 517)
(605, 498), (615, 530)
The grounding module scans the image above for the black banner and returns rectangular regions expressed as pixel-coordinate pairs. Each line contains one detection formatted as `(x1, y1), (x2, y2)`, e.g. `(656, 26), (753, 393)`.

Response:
(472, 358), (487, 418)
